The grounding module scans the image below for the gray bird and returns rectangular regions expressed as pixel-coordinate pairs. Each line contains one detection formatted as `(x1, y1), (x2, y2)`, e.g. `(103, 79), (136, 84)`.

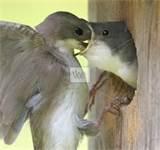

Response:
(77, 22), (137, 122)
(82, 22), (138, 88)
(0, 11), (96, 150)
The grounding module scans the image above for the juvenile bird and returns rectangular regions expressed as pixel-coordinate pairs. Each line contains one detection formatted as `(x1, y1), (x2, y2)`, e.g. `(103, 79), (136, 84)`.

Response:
(83, 22), (138, 88)
(0, 11), (96, 150)
(79, 22), (137, 117)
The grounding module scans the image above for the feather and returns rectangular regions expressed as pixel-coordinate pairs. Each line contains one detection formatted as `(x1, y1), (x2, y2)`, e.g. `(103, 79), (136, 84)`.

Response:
(0, 21), (67, 144)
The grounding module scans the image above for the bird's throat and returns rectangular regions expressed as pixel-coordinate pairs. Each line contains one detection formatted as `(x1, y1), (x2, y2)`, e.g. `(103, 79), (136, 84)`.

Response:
(84, 40), (137, 88)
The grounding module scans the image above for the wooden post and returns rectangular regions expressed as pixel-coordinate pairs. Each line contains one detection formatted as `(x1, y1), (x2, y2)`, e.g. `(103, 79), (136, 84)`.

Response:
(88, 0), (160, 150)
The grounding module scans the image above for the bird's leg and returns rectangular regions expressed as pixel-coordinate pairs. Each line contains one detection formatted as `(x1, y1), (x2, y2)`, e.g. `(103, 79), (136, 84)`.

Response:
(87, 71), (108, 112)
(95, 96), (132, 127)
(76, 116), (99, 136)
(77, 99), (121, 136)
(78, 96), (132, 136)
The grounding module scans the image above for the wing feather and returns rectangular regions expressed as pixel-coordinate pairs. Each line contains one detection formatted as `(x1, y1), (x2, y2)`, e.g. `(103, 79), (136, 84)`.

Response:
(0, 21), (66, 144)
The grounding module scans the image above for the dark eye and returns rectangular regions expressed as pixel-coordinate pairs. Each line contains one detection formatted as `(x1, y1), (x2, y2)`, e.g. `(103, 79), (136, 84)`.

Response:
(75, 27), (83, 36)
(102, 29), (109, 36)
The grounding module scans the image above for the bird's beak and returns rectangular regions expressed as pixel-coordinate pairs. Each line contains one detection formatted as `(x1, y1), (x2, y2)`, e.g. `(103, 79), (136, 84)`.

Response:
(81, 41), (89, 49)
(75, 40), (88, 51)
(74, 24), (95, 57)
(73, 41), (88, 56)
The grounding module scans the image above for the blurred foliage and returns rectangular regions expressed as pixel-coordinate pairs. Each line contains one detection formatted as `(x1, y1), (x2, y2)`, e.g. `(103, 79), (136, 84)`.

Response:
(0, 0), (88, 25)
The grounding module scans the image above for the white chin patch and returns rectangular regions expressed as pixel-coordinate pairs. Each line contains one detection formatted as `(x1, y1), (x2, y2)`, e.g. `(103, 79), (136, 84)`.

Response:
(84, 40), (137, 87)
(55, 39), (80, 53)
(84, 40), (120, 70)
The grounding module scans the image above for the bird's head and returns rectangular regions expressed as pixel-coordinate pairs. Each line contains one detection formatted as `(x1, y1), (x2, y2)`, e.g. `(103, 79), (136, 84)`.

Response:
(81, 22), (137, 64)
(78, 22), (138, 88)
(36, 11), (91, 54)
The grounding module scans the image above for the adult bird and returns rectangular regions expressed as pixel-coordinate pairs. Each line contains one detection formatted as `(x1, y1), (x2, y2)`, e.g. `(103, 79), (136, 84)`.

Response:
(0, 11), (96, 150)
(78, 22), (137, 116)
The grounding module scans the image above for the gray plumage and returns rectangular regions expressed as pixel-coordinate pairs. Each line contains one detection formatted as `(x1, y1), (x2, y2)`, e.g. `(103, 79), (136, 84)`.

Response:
(0, 20), (67, 144)
(0, 11), (93, 149)
(83, 22), (138, 88)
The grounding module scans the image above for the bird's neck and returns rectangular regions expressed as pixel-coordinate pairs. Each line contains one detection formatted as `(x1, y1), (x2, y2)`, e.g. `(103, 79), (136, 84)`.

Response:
(57, 48), (80, 68)
(43, 36), (73, 54)
(47, 40), (80, 67)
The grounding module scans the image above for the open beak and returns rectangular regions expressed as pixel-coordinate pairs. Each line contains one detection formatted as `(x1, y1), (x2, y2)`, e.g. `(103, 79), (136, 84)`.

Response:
(73, 41), (88, 56)
(81, 41), (89, 49)
(74, 24), (95, 57)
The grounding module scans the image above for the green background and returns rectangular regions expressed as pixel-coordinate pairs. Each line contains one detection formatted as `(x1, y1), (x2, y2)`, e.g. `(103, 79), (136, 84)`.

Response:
(0, 0), (88, 149)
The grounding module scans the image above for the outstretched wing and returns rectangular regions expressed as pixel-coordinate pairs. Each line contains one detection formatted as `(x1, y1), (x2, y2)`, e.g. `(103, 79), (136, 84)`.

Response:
(0, 21), (66, 144)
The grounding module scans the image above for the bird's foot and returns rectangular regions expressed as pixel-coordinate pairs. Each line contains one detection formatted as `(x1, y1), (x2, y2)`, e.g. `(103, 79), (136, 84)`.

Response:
(76, 97), (131, 135)
(104, 98), (121, 115)
(76, 100), (121, 136)
(75, 116), (99, 136)
(101, 96), (131, 116)
(118, 96), (132, 105)
(95, 96), (132, 126)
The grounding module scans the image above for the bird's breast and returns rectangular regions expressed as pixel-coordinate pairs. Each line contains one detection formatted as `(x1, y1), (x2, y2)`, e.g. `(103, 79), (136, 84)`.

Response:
(84, 40), (137, 87)
(42, 83), (88, 150)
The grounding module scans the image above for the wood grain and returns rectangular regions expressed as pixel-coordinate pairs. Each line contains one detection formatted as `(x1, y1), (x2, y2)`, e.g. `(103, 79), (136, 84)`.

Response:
(88, 0), (160, 150)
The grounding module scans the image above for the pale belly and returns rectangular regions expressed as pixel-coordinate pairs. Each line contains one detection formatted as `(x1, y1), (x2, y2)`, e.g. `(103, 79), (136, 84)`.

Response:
(85, 40), (137, 88)
(88, 54), (137, 88)
(42, 83), (88, 150)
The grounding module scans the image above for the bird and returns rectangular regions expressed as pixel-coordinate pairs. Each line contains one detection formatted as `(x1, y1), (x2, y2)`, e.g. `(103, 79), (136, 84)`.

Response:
(78, 22), (137, 120)
(0, 11), (98, 150)
(82, 21), (138, 88)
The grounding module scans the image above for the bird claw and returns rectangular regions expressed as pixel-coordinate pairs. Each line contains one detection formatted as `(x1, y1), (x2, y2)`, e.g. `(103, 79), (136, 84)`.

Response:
(104, 96), (131, 116)
(75, 115), (99, 136)
(104, 99), (121, 116)
(119, 96), (132, 105)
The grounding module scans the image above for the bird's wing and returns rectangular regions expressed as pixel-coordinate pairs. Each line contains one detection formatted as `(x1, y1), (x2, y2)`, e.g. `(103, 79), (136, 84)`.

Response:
(0, 21), (66, 144)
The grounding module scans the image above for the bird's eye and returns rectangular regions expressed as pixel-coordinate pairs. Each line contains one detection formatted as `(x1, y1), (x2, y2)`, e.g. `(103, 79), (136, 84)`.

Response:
(75, 27), (83, 36)
(102, 29), (109, 36)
